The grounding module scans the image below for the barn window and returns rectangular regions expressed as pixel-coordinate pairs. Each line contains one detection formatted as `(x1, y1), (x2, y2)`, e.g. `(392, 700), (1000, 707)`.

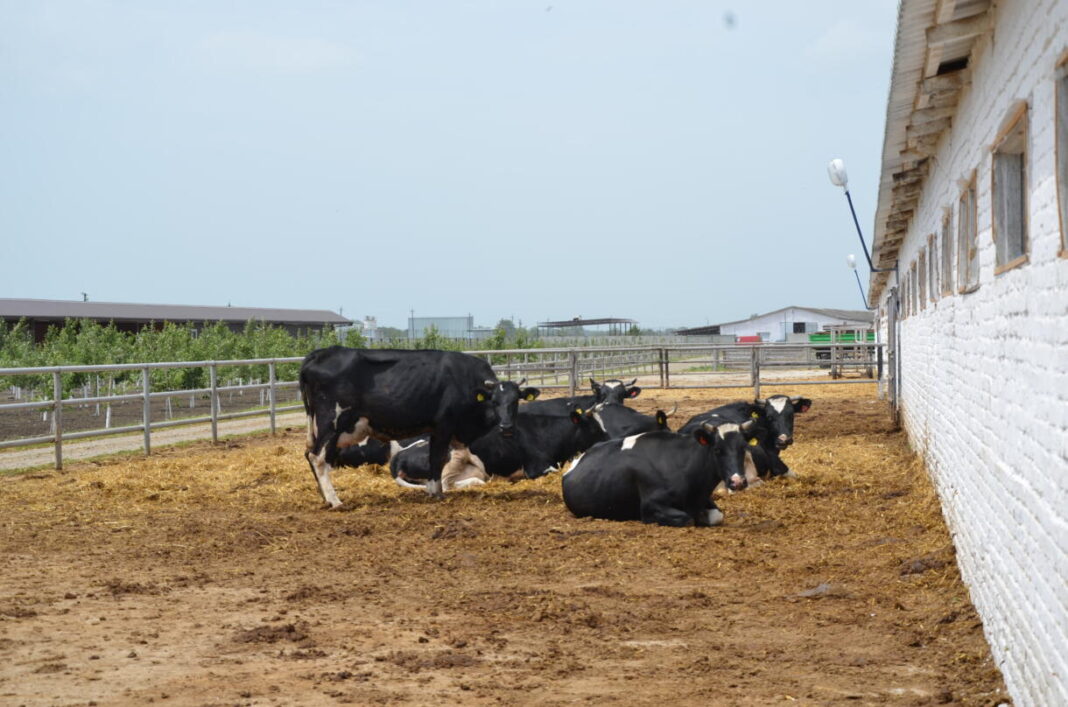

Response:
(1056, 60), (1068, 257)
(910, 261), (919, 316)
(941, 210), (954, 295)
(918, 249), (928, 310)
(992, 106), (1029, 273)
(958, 178), (979, 293)
(928, 234), (938, 302)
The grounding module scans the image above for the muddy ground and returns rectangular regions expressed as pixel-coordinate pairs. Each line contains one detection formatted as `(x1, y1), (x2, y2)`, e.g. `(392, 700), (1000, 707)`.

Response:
(0, 384), (1008, 706)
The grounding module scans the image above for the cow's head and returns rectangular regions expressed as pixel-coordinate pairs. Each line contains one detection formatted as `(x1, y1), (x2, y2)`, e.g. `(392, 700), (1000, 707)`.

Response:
(590, 377), (641, 405)
(752, 395), (812, 450)
(693, 418), (758, 492)
(476, 378), (540, 437)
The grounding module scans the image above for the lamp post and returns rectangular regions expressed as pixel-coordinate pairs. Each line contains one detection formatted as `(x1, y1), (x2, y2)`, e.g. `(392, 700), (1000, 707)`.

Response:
(827, 158), (895, 274)
(846, 254), (871, 309)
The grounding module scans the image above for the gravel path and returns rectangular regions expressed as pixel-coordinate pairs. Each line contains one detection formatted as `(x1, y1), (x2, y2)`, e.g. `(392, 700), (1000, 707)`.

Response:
(0, 411), (307, 472)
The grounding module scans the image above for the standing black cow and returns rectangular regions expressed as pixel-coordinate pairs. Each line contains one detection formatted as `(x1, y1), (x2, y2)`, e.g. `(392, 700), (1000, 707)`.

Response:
(389, 401), (605, 489)
(562, 420), (757, 527)
(679, 395), (812, 479)
(299, 346), (538, 507)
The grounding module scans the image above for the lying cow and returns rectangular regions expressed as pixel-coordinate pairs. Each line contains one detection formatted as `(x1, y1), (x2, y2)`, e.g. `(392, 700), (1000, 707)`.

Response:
(679, 395), (812, 479)
(299, 345), (538, 507)
(591, 402), (676, 438)
(389, 401), (605, 490)
(335, 438), (400, 469)
(523, 377), (641, 416)
(562, 419), (756, 527)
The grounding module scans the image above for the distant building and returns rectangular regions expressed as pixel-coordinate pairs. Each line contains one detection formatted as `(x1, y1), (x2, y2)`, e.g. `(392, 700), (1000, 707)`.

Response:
(407, 315), (493, 341)
(676, 307), (873, 342)
(0, 298), (351, 343)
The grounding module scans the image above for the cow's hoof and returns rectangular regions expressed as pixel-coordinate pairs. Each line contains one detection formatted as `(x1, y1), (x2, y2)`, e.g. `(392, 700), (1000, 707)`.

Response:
(698, 508), (725, 527)
(325, 502), (348, 512)
(782, 470), (798, 479)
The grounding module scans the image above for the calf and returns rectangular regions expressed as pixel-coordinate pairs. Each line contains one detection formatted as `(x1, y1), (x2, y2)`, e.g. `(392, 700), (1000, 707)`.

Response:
(679, 395), (812, 479)
(299, 345), (538, 507)
(562, 420), (756, 527)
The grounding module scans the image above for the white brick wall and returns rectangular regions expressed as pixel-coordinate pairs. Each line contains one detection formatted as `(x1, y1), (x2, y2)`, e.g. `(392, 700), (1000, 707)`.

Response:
(876, 2), (1068, 704)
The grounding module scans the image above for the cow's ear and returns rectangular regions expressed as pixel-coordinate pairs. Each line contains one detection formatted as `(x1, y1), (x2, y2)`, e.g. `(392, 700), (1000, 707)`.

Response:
(521, 387), (541, 402)
(569, 408), (583, 425)
(792, 397), (812, 414)
(589, 378), (601, 393)
(627, 386), (642, 399)
(655, 410), (668, 428)
(693, 428), (713, 446)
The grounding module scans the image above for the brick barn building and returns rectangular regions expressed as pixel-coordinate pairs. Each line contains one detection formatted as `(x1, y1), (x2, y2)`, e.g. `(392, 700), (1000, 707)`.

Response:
(869, 1), (1068, 703)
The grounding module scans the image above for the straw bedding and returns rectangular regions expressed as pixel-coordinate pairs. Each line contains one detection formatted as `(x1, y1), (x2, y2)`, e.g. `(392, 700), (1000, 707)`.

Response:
(0, 384), (1008, 705)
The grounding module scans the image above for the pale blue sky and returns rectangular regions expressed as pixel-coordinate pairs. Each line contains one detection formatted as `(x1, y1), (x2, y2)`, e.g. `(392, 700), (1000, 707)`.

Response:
(1, 1), (898, 330)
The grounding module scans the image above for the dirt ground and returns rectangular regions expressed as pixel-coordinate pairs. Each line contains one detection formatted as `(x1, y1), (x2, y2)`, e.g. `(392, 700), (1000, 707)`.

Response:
(0, 384), (1008, 706)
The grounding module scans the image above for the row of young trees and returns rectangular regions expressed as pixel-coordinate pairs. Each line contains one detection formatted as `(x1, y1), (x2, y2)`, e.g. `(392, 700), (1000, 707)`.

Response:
(0, 318), (542, 397)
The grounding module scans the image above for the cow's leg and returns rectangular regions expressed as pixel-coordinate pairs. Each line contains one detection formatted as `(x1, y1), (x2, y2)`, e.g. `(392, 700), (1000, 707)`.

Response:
(305, 407), (344, 509)
(424, 435), (451, 499)
(695, 501), (725, 527)
(639, 491), (692, 527)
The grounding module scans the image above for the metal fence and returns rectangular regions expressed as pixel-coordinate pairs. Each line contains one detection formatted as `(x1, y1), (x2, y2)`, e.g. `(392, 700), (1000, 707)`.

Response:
(0, 342), (883, 469)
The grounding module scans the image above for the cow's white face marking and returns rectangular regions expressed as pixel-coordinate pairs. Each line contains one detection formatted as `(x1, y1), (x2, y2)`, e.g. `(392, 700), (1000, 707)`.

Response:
(769, 397), (788, 413)
(605, 381), (622, 389)
(621, 433), (646, 450)
(715, 423), (740, 439)
(563, 452), (585, 475)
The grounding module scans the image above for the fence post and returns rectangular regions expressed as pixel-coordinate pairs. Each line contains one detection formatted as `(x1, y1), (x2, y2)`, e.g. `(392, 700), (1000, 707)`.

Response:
(268, 361), (277, 435)
(142, 366), (152, 455)
(210, 363), (219, 444)
(751, 346), (761, 399)
(52, 371), (63, 470)
(568, 350), (578, 397)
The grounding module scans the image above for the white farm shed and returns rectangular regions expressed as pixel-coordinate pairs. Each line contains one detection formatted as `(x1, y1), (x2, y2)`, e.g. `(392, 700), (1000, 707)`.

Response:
(868, 1), (1068, 703)
(691, 307), (872, 342)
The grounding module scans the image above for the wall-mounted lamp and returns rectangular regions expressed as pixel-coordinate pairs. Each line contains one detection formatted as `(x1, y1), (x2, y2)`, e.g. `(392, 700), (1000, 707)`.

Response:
(827, 158), (896, 275)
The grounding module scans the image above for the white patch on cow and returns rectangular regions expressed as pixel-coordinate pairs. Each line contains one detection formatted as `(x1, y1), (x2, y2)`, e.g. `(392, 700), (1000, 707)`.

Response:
(783, 470), (798, 479)
(562, 453), (585, 476)
(715, 423), (740, 439)
(424, 479), (443, 498)
(332, 403), (351, 428)
(305, 415), (315, 451)
(451, 477), (487, 489)
(620, 433), (646, 450)
(591, 411), (607, 433)
(441, 445), (489, 492)
(744, 449), (760, 484)
(394, 476), (428, 490)
(337, 416), (371, 449)
(769, 397), (788, 413)
(308, 447), (343, 509)
(605, 381), (622, 389)
(702, 508), (725, 526)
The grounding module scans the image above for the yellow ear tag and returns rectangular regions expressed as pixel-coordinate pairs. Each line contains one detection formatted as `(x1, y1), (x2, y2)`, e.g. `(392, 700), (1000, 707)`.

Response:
(575, 408), (583, 415)
(750, 412), (759, 419)
(476, 393), (486, 402)
(748, 438), (759, 447)
(526, 393), (535, 401)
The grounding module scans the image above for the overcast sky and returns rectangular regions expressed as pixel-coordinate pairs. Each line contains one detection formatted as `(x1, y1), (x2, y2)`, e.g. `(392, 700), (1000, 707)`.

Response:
(1, 1), (898, 331)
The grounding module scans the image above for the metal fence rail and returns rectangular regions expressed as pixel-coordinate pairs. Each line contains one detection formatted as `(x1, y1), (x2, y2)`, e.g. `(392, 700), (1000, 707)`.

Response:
(0, 342), (883, 469)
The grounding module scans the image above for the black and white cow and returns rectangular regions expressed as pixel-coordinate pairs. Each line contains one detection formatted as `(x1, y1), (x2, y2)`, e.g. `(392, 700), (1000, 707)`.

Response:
(561, 419), (757, 527)
(522, 377), (641, 416)
(388, 401), (606, 490)
(679, 395), (812, 479)
(299, 346), (538, 507)
(334, 438), (399, 469)
(590, 402), (676, 439)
